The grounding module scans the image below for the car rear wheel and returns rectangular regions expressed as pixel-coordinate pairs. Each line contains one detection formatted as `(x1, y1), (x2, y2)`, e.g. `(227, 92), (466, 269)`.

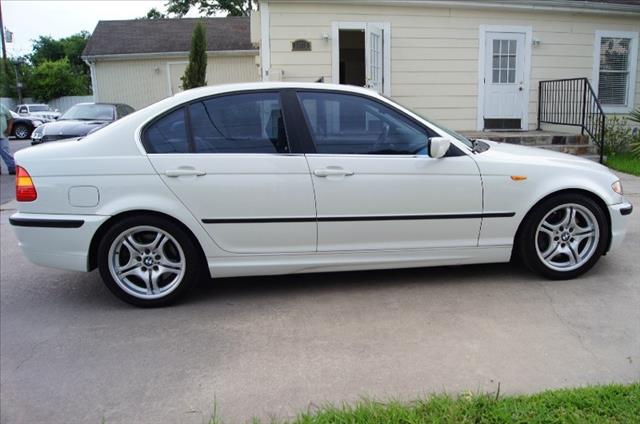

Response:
(13, 124), (31, 139)
(519, 193), (609, 280)
(97, 216), (202, 307)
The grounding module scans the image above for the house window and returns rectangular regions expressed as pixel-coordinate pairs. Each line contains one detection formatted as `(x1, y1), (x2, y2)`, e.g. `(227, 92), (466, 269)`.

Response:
(593, 31), (638, 113)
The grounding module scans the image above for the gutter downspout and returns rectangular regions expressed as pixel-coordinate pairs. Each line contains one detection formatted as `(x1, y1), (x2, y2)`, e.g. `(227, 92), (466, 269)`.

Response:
(83, 57), (98, 101)
(259, 1), (271, 82)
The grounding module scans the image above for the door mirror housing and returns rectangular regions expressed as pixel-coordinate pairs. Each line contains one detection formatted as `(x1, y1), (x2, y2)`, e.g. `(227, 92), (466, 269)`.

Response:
(428, 137), (451, 159)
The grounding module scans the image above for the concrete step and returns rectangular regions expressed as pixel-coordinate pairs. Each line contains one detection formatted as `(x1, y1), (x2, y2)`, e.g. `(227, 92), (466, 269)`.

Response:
(460, 130), (597, 157)
(535, 143), (598, 155)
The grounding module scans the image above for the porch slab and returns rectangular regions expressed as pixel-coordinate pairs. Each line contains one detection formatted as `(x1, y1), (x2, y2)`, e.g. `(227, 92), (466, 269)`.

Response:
(460, 130), (597, 157)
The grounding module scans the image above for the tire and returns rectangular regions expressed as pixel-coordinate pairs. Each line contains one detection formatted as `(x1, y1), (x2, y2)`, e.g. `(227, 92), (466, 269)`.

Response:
(518, 193), (609, 280)
(13, 124), (31, 140)
(97, 215), (203, 307)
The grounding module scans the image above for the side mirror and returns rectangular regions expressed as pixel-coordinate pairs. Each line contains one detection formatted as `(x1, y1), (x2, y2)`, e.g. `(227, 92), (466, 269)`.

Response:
(428, 137), (451, 159)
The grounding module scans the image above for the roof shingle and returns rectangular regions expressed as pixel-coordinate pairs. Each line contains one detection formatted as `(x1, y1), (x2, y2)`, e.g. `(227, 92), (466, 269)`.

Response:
(82, 17), (255, 57)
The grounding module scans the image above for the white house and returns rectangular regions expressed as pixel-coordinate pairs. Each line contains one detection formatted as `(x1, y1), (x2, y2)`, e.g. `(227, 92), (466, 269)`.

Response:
(251, 0), (640, 136)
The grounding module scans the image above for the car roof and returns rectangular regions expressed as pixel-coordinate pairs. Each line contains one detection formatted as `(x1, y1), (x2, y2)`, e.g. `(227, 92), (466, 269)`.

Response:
(172, 82), (382, 102)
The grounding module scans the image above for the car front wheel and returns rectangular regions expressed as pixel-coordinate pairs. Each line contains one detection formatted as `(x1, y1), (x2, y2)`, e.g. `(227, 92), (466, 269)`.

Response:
(519, 194), (609, 280)
(97, 216), (202, 306)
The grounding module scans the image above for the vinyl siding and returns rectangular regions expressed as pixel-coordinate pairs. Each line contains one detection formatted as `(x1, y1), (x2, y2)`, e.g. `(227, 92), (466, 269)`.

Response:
(266, 2), (640, 130)
(94, 54), (259, 110)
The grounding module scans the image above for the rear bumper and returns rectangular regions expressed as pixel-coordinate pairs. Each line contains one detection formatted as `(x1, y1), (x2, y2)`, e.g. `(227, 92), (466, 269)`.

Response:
(608, 200), (633, 252)
(10, 212), (109, 272)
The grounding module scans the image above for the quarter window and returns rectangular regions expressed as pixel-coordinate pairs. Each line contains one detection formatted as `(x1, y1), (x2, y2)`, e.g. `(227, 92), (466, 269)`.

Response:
(189, 92), (289, 154)
(298, 91), (431, 155)
(594, 31), (638, 112)
(143, 107), (189, 153)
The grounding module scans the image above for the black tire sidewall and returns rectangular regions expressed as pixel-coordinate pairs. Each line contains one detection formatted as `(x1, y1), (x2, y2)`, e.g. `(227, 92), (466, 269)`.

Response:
(519, 194), (609, 280)
(97, 215), (202, 307)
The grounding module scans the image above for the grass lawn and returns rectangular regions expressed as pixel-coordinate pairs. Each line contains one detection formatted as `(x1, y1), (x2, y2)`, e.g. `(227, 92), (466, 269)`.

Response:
(211, 383), (640, 423)
(606, 153), (640, 176)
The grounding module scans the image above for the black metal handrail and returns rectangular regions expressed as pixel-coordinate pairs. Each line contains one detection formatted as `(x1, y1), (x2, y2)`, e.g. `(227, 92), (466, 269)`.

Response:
(537, 77), (606, 163)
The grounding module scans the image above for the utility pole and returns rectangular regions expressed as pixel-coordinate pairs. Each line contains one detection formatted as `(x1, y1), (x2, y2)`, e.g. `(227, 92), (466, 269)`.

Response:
(0, 0), (6, 63)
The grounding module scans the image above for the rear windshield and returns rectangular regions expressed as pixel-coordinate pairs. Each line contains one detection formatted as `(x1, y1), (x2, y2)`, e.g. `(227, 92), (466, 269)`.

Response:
(61, 104), (114, 121)
(29, 105), (50, 112)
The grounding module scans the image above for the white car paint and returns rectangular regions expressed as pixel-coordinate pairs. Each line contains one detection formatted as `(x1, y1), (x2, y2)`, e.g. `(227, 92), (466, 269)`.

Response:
(10, 82), (632, 281)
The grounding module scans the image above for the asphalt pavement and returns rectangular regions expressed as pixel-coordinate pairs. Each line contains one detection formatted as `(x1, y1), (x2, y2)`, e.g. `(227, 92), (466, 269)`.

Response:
(1, 161), (638, 423)
(1, 138), (31, 205)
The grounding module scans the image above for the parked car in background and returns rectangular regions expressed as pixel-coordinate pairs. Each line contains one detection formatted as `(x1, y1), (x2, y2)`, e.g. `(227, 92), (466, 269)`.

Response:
(15, 104), (60, 121)
(30, 103), (135, 144)
(9, 83), (633, 307)
(9, 111), (45, 140)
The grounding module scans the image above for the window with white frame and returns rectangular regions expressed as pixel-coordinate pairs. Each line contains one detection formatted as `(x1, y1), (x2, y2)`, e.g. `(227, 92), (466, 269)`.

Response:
(593, 31), (638, 113)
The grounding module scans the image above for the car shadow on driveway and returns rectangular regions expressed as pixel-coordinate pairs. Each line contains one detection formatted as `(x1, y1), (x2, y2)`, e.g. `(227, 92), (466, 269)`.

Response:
(186, 262), (539, 306)
(47, 261), (538, 310)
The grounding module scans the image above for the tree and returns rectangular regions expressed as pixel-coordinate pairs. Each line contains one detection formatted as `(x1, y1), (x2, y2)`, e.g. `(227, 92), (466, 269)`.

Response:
(29, 59), (89, 101)
(180, 22), (207, 90)
(30, 32), (90, 76)
(29, 36), (65, 66)
(144, 0), (254, 18)
(144, 8), (166, 19)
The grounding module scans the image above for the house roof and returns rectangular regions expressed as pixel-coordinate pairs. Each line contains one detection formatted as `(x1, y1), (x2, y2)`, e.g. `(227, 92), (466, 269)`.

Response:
(82, 17), (255, 58)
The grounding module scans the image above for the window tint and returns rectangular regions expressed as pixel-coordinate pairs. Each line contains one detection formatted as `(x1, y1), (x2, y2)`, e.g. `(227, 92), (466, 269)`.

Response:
(18, 106), (27, 113)
(144, 107), (189, 153)
(189, 92), (289, 154)
(298, 91), (430, 155)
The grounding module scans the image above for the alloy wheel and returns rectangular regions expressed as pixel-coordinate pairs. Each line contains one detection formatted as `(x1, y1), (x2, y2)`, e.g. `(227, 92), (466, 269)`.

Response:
(107, 226), (186, 300)
(535, 203), (600, 272)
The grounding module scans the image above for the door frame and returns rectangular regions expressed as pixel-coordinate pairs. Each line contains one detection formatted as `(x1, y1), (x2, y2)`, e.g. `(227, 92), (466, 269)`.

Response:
(166, 61), (189, 96)
(331, 21), (391, 96)
(476, 25), (532, 131)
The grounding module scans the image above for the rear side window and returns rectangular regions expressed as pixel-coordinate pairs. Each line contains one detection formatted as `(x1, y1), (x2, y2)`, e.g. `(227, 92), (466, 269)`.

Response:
(143, 107), (189, 153)
(189, 92), (289, 154)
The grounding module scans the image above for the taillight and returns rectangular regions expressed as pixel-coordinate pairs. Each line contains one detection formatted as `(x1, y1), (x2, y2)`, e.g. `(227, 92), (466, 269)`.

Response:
(16, 166), (37, 202)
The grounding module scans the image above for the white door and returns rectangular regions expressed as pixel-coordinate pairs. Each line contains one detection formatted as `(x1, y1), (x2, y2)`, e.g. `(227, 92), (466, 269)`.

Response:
(297, 91), (482, 252)
(365, 23), (384, 93)
(483, 32), (526, 127)
(145, 91), (317, 254)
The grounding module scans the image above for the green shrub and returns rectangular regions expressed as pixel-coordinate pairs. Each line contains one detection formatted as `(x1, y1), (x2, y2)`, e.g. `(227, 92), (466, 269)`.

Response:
(602, 115), (636, 156)
(629, 108), (640, 159)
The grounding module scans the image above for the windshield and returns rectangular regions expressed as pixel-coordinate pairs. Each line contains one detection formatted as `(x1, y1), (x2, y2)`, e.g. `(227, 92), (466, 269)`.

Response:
(61, 104), (114, 121)
(415, 113), (474, 149)
(387, 97), (474, 150)
(29, 105), (51, 112)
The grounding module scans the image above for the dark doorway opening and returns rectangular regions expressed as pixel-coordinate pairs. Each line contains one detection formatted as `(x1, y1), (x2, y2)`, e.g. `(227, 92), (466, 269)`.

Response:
(339, 30), (365, 87)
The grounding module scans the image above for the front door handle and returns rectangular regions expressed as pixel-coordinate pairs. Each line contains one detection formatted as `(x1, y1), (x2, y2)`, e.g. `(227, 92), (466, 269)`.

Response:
(165, 168), (207, 177)
(313, 168), (355, 177)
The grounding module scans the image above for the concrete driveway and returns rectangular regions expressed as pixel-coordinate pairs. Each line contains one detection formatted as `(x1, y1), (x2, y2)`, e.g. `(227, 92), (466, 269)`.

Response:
(1, 172), (638, 424)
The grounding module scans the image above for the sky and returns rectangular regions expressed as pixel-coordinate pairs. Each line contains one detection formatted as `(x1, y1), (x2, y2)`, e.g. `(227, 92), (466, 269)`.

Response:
(1, 0), (170, 57)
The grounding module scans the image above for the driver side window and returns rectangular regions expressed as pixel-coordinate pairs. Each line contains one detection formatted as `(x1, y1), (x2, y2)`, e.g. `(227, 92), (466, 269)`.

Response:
(297, 91), (432, 154)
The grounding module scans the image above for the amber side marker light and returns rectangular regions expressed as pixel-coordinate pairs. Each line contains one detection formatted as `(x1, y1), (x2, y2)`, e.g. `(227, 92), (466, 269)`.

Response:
(511, 175), (528, 181)
(16, 166), (38, 202)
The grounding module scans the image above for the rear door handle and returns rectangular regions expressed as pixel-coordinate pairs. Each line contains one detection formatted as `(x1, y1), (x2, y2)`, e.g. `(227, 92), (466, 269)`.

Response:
(165, 168), (207, 177)
(313, 168), (355, 177)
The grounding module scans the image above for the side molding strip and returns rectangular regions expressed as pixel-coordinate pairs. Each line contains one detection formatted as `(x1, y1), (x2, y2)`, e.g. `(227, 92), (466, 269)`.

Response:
(202, 212), (515, 224)
(9, 218), (85, 228)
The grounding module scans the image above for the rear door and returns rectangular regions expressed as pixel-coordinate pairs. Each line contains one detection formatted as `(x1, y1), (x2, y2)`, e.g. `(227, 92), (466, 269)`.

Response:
(145, 90), (317, 254)
(296, 90), (483, 252)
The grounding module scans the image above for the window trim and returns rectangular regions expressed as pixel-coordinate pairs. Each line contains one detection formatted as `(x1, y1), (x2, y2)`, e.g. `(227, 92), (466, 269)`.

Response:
(141, 89), (298, 155)
(592, 30), (639, 114)
(293, 89), (446, 156)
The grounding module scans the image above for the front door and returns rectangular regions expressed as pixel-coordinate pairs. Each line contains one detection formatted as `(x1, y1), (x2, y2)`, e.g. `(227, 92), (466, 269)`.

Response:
(483, 32), (526, 130)
(296, 90), (482, 252)
(365, 24), (384, 93)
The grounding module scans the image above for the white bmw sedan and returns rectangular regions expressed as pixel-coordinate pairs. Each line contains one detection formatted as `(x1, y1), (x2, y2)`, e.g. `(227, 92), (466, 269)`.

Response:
(10, 83), (633, 306)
